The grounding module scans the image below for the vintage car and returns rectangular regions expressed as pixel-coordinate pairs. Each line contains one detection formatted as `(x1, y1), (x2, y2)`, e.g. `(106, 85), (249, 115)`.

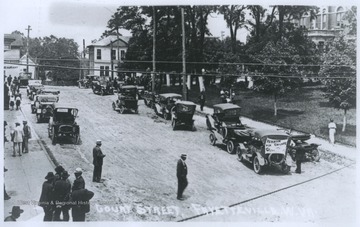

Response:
(153, 93), (182, 120)
(48, 105), (80, 145)
(92, 80), (114, 95)
(143, 90), (156, 108)
(32, 94), (59, 123)
(284, 130), (320, 162)
(170, 101), (196, 130)
(27, 80), (44, 100)
(206, 103), (250, 154)
(112, 85), (138, 114)
(237, 129), (292, 174)
(78, 75), (99, 88)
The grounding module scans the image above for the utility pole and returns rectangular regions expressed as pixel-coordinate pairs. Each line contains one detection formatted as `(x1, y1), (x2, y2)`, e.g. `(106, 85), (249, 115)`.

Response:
(25, 25), (32, 76)
(110, 41), (114, 80)
(181, 8), (187, 100)
(152, 6), (156, 93)
(116, 27), (120, 80)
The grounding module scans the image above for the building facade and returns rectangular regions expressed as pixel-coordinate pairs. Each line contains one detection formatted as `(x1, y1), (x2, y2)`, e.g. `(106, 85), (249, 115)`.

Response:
(87, 35), (130, 80)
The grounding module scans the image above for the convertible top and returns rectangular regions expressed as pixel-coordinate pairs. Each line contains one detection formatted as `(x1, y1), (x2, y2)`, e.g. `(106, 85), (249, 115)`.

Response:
(213, 103), (241, 110)
(253, 129), (289, 139)
(159, 93), (182, 99)
(53, 103), (78, 110)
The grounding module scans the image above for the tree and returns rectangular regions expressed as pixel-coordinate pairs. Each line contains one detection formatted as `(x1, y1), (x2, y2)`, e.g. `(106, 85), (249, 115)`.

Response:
(218, 5), (246, 53)
(319, 35), (356, 132)
(343, 6), (357, 36)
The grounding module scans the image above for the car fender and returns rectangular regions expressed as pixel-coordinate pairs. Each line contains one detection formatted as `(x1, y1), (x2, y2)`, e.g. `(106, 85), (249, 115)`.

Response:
(254, 152), (266, 166)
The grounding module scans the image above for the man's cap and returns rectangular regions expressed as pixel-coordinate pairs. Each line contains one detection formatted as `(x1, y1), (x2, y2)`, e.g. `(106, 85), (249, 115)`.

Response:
(23, 120), (27, 124)
(10, 206), (24, 214)
(74, 168), (83, 174)
(96, 140), (102, 145)
(45, 172), (54, 180)
(61, 171), (70, 178)
(4, 121), (8, 126)
(15, 122), (20, 126)
(55, 165), (64, 174)
(181, 154), (187, 158)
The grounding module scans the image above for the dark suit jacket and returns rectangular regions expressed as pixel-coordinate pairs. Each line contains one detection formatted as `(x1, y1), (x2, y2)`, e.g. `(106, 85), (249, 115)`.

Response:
(72, 176), (85, 191)
(71, 189), (94, 213)
(53, 179), (71, 202)
(39, 181), (54, 207)
(93, 146), (104, 166)
(177, 159), (187, 178)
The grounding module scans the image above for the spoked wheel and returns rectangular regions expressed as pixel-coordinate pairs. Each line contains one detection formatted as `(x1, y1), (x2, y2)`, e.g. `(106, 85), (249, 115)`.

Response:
(253, 156), (262, 174)
(236, 146), (244, 162)
(311, 149), (320, 162)
(51, 127), (56, 145)
(226, 140), (236, 154)
(209, 133), (216, 146)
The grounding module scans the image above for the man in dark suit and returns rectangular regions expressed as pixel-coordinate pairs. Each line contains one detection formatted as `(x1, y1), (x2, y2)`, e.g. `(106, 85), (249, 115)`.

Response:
(93, 140), (105, 183)
(176, 154), (188, 200)
(53, 171), (71, 221)
(72, 168), (85, 191)
(39, 172), (55, 221)
(71, 188), (94, 221)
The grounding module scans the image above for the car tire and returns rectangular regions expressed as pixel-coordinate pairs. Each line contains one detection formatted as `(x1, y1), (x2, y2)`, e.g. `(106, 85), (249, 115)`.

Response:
(51, 127), (56, 145)
(209, 133), (216, 146)
(226, 140), (236, 154)
(253, 156), (262, 174)
(236, 146), (244, 162)
(311, 149), (320, 162)
(172, 119), (177, 131)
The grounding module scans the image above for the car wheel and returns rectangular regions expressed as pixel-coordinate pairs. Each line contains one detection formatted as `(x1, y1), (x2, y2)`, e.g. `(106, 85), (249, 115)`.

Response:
(51, 127), (56, 145)
(119, 106), (125, 114)
(226, 140), (236, 154)
(253, 156), (262, 174)
(236, 146), (244, 162)
(172, 119), (177, 131)
(36, 114), (41, 123)
(311, 149), (320, 162)
(209, 133), (216, 146)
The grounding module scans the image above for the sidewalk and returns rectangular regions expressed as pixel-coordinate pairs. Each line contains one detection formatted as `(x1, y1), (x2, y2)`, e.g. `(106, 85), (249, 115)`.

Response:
(3, 108), (55, 221)
(196, 105), (357, 161)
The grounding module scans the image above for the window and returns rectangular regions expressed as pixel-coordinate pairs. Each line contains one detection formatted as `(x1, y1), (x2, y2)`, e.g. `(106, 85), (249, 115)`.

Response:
(105, 66), (109, 77)
(97, 49), (102, 60)
(336, 7), (344, 26)
(111, 50), (116, 60)
(100, 66), (104, 77)
(121, 50), (125, 60)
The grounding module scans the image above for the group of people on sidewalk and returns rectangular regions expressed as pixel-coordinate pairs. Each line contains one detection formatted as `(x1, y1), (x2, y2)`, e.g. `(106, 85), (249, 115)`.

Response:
(6, 75), (22, 111)
(38, 165), (94, 222)
(5, 120), (32, 157)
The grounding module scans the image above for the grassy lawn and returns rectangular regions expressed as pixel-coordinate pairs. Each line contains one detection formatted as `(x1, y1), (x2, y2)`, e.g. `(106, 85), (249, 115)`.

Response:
(160, 84), (356, 146)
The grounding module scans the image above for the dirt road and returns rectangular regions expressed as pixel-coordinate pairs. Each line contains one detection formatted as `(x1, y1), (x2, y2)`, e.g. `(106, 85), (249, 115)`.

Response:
(19, 86), (356, 223)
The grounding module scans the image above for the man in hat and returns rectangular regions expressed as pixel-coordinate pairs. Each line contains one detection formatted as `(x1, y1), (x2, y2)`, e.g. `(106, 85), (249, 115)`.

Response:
(12, 122), (24, 157)
(4, 206), (23, 221)
(72, 168), (85, 191)
(53, 171), (71, 221)
(22, 120), (31, 153)
(93, 140), (106, 183)
(39, 172), (55, 221)
(176, 154), (188, 200)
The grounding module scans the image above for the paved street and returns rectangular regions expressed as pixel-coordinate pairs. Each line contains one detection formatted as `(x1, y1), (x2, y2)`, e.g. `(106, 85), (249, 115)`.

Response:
(3, 86), (357, 223)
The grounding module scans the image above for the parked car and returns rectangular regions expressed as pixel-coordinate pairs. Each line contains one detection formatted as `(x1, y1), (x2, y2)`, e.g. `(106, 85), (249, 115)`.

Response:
(153, 93), (182, 120)
(112, 85), (138, 114)
(286, 131), (320, 162)
(206, 103), (250, 154)
(27, 80), (44, 100)
(143, 90), (156, 108)
(48, 104), (80, 145)
(32, 94), (59, 122)
(92, 80), (114, 95)
(237, 129), (292, 174)
(78, 75), (99, 88)
(170, 101), (196, 131)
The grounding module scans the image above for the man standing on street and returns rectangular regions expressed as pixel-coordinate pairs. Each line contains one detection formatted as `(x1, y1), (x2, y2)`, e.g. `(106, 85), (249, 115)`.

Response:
(176, 154), (188, 200)
(328, 119), (337, 145)
(22, 120), (31, 153)
(93, 140), (105, 183)
(53, 171), (71, 221)
(12, 122), (23, 157)
(198, 88), (206, 111)
(39, 172), (55, 221)
(72, 168), (85, 191)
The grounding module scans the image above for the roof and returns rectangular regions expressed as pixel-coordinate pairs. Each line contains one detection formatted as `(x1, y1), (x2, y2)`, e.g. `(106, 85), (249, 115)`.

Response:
(20, 54), (37, 64)
(253, 129), (289, 139)
(176, 100), (196, 106)
(159, 93), (182, 99)
(87, 35), (131, 48)
(213, 103), (241, 110)
(4, 34), (23, 46)
(54, 103), (78, 110)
